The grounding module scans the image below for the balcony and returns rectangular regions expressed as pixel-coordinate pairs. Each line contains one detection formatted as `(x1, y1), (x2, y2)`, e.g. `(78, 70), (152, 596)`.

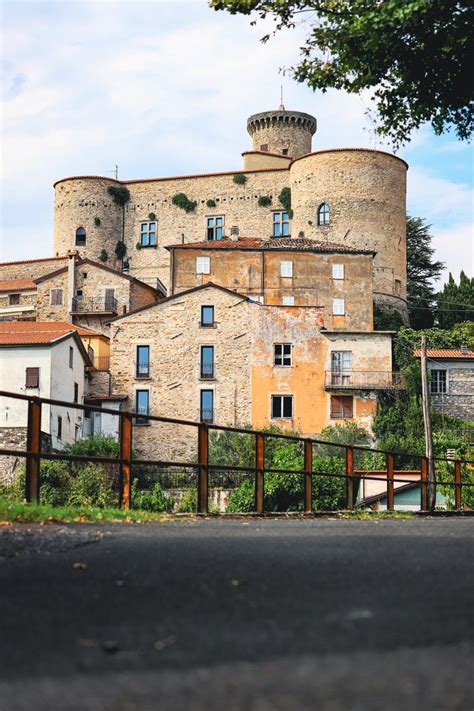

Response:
(90, 355), (110, 371)
(71, 296), (118, 315)
(200, 362), (215, 380)
(324, 371), (405, 390)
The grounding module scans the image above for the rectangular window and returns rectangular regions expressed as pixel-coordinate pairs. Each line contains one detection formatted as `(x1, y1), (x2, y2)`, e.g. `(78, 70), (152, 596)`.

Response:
(271, 394), (293, 419)
(330, 395), (353, 419)
(140, 222), (157, 247)
(50, 288), (63, 306)
(333, 298), (345, 315)
(200, 345), (214, 379)
(273, 212), (290, 238)
(280, 260), (293, 278)
(104, 288), (115, 311)
(331, 351), (351, 385)
(25, 367), (39, 388)
(9, 294), (20, 305)
(430, 369), (447, 394)
(200, 389), (214, 423)
(69, 346), (74, 369)
(248, 295), (264, 303)
(57, 416), (62, 441)
(332, 263), (344, 280)
(136, 345), (150, 378)
(135, 390), (150, 424)
(74, 382), (79, 403)
(207, 216), (224, 241)
(274, 343), (292, 367)
(196, 256), (210, 275)
(201, 305), (215, 327)
(282, 295), (295, 306)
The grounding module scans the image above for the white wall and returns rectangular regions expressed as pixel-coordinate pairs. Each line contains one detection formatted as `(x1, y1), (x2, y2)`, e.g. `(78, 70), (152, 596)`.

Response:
(50, 337), (87, 448)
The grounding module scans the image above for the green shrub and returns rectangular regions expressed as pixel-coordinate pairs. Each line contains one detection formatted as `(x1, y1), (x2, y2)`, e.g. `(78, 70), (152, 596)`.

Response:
(278, 187), (293, 218)
(94, 217), (101, 226)
(68, 463), (117, 508)
(115, 241), (127, 260)
(131, 479), (174, 512)
(172, 193), (197, 213)
(233, 174), (247, 185)
(64, 434), (120, 458)
(99, 249), (108, 262)
(177, 489), (197, 513)
(258, 195), (272, 207)
(107, 185), (130, 206)
(148, 212), (156, 220)
(206, 199), (217, 208)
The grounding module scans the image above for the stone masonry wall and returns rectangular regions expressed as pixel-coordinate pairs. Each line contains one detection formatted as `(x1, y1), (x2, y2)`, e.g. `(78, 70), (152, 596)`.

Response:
(0, 257), (67, 281)
(109, 287), (254, 462)
(431, 366), (474, 421)
(0, 428), (51, 484)
(36, 271), (70, 321)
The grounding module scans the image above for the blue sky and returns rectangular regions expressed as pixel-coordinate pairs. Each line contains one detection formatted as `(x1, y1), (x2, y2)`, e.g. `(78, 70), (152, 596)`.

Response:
(1, 0), (472, 287)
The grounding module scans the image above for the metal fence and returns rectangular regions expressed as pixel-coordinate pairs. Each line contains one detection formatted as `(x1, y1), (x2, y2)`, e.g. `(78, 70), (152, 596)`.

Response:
(0, 389), (472, 514)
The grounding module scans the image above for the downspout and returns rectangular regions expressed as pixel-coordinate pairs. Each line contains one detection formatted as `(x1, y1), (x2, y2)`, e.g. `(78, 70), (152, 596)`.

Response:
(67, 252), (75, 316)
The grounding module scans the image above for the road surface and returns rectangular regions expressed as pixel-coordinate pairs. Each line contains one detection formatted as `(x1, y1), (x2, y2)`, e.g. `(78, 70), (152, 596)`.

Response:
(0, 517), (473, 710)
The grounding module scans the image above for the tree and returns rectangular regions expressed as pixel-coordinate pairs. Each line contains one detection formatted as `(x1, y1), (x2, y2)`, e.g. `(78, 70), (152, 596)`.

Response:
(210, 0), (473, 146)
(406, 216), (444, 329)
(436, 271), (474, 328)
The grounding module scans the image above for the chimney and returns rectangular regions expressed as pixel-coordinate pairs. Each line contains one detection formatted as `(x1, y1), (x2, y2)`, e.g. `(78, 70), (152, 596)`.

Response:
(230, 226), (239, 242)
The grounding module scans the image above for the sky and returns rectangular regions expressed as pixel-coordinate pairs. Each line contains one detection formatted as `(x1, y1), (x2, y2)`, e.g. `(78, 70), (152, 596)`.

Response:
(1, 0), (472, 288)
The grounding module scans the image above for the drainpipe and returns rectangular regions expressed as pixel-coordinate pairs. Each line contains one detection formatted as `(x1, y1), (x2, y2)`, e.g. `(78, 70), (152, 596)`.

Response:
(67, 251), (76, 316)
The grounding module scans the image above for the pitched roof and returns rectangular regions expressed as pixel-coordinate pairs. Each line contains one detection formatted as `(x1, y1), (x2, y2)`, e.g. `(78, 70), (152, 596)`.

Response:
(0, 322), (92, 358)
(0, 279), (37, 292)
(0, 255), (66, 268)
(166, 237), (375, 256)
(33, 257), (160, 293)
(413, 348), (474, 360)
(108, 282), (252, 323)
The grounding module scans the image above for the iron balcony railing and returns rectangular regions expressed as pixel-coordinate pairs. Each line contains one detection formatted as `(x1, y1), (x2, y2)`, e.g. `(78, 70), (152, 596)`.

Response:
(136, 362), (151, 379)
(71, 296), (118, 314)
(200, 362), (215, 380)
(325, 371), (405, 390)
(200, 408), (214, 423)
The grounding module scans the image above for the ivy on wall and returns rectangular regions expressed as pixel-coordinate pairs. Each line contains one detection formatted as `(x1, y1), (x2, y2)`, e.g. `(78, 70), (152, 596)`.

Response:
(278, 187), (293, 218)
(94, 217), (101, 226)
(115, 241), (127, 260)
(206, 199), (217, 208)
(107, 186), (131, 206)
(258, 195), (272, 207)
(99, 249), (108, 262)
(172, 193), (197, 213)
(233, 174), (247, 185)
(148, 212), (156, 220)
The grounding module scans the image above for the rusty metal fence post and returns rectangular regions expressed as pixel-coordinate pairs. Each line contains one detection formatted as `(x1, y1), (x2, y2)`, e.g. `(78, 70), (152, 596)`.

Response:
(346, 446), (354, 510)
(119, 412), (133, 509)
(304, 439), (313, 513)
(420, 457), (428, 511)
(255, 432), (265, 513)
(25, 397), (42, 504)
(386, 453), (395, 512)
(454, 459), (462, 510)
(197, 423), (209, 514)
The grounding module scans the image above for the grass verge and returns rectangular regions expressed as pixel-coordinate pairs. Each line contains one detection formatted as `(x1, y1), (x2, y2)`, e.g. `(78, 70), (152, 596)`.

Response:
(0, 498), (166, 524)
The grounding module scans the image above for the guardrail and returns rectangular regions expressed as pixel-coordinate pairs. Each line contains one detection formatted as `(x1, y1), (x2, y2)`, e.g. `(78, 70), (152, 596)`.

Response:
(0, 389), (472, 514)
(324, 371), (405, 389)
(71, 296), (118, 314)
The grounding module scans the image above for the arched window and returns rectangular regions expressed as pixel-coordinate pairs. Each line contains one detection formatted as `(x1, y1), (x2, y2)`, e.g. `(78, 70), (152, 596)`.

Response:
(75, 227), (86, 246)
(317, 203), (330, 226)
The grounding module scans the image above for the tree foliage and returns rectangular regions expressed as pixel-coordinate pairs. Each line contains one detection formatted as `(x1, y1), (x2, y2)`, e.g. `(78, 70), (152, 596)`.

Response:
(406, 215), (444, 329)
(437, 271), (474, 328)
(107, 185), (130, 206)
(211, 0), (473, 146)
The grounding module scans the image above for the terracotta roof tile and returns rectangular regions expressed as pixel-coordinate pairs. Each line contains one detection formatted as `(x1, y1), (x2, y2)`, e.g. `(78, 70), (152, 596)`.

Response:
(413, 348), (474, 359)
(166, 237), (374, 255)
(0, 321), (104, 345)
(0, 256), (66, 268)
(0, 279), (37, 292)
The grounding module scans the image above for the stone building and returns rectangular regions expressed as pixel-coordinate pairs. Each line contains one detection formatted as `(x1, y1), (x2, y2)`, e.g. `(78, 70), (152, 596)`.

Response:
(108, 283), (396, 461)
(414, 348), (474, 421)
(0, 252), (163, 334)
(52, 105), (408, 320)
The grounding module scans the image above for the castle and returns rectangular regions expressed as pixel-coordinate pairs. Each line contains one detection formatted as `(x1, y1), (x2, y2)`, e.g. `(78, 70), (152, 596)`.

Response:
(53, 104), (408, 320)
(0, 104), (408, 466)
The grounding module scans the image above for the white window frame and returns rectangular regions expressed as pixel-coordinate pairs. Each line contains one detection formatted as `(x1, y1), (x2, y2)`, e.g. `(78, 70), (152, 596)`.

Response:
(274, 343), (292, 367)
(282, 295), (295, 306)
(248, 295), (264, 303)
(206, 216), (224, 241)
(332, 263), (344, 280)
(271, 394), (294, 420)
(280, 260), (293, 278)
(50, 288), (63, 306)
(430, 369), (448, 394)
(140, 221), (157, 247)
(333, 298), (345, 315)
(196, 256), (210, 275)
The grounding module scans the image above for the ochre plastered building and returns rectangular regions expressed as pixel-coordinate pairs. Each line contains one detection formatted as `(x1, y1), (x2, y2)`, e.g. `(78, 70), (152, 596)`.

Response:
(52, 105), (408, 320)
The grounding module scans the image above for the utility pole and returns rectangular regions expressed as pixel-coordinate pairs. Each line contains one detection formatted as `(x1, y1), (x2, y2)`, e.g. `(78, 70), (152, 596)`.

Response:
(421, 336), (436, 510)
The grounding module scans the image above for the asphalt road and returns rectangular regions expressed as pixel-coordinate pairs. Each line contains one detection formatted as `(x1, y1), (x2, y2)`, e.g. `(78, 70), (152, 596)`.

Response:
(0, 517), (473, 710)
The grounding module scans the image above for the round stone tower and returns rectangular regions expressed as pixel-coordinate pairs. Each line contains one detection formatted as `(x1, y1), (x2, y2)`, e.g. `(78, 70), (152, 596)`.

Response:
(53, 176), (124, 267)
(247, 105), (317, 159)
(289, 148), (408, 319)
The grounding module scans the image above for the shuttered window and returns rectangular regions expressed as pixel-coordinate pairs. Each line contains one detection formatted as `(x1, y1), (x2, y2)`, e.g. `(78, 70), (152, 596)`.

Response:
(25, 367), (39, 388)
(330, 395), (353, 419)
(50, 288), (63, 306)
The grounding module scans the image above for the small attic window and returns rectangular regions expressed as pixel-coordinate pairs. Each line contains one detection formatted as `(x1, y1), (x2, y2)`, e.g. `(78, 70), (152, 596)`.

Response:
(260, 144), (269, 152)
(75, 227), (86, 246)
(281, 148), (289, 155)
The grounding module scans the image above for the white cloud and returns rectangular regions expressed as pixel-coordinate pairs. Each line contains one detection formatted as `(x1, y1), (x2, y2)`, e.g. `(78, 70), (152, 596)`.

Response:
(431, 223), (474, 288)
